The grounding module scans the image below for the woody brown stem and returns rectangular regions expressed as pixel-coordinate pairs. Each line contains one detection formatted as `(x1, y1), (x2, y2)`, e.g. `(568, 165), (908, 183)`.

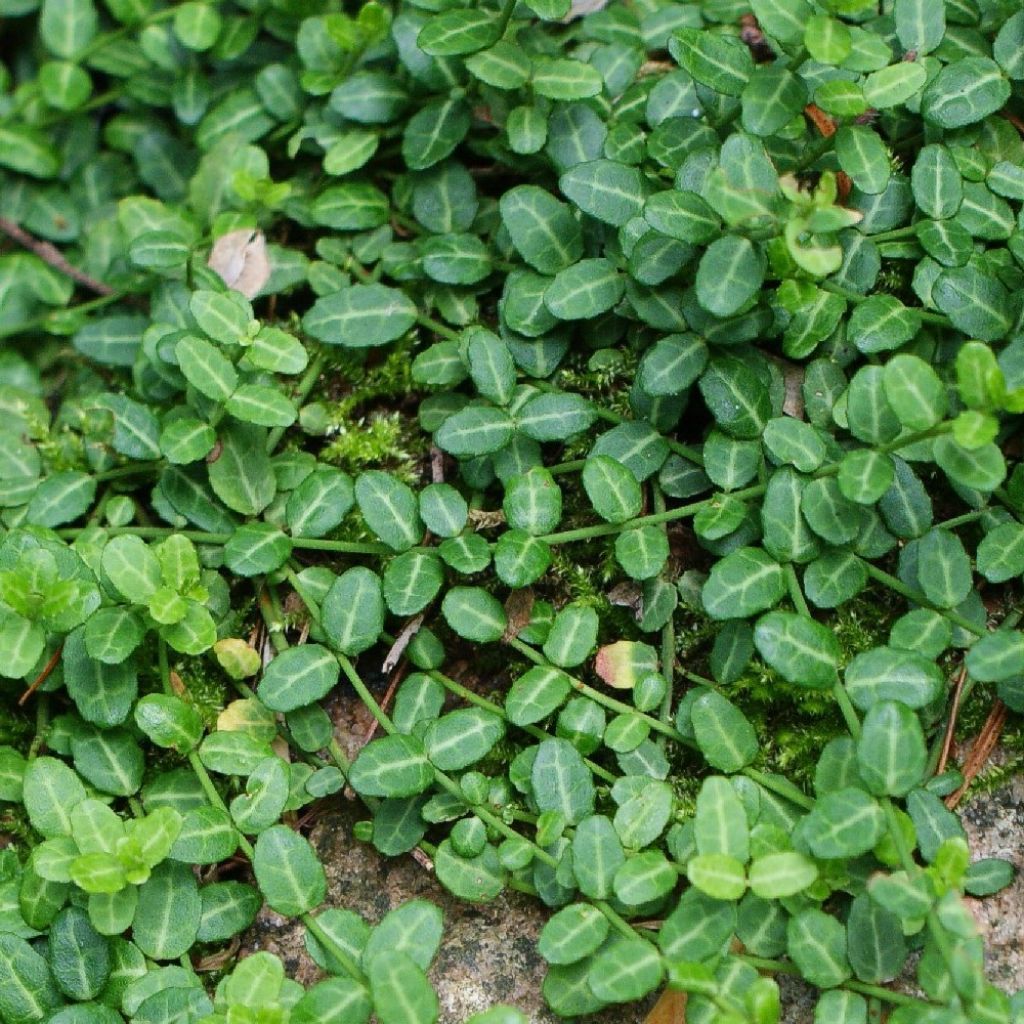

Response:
(0, 217), (114, 296)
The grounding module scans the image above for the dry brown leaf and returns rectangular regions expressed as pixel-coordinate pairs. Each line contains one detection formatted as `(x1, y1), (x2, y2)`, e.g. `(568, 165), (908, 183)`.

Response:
(207, 228), (271, 299)
(503, 588), (535, 642)
(645, 988), (687, 1024)
(565, 0), (609, 19)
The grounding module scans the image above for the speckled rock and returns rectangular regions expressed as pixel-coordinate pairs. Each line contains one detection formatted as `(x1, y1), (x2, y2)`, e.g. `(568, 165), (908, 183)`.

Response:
(244, 772), (1022, 1023)
(961, 773), (1024, 996)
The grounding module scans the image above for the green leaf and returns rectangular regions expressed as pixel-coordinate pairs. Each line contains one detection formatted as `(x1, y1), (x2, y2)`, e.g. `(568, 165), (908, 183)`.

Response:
(71, 726), (143, 796)
(531, 738), (594, 825)
(197, 882), (260, 943)
(517, 393), (596, 442)
(532, 58), (603, 100)
(224, 523), (291, 577)
(837, 450), (893, 505)
(977, 522), (1024, 583)
(48, 906), (110, 999)
(587, 936), (663, 1004)
(644, 190), (720, 245)
(804, 15), (850, 65)
(402, 97), (470, 171)
(303, 285), (417, 348)
(559, 160), (644, 227)
(742, 65), (807, 136)
(435, 840), (505, 902)
(26, 471), (95, 527)
(921, 57), (1010, 130)
(499, 186), (581, 275)
(994, 11), (1024, 79)
(225, 385), (296, 428)
(835, 126), (890, 196)
(383, 550), (444, 615)
(749, 852), (818, 899)
(690, 689), (759, 773)
(542, 603), (598, 668)
(22, 756), (86, 838)
(0, 124), (60, 178)
(349, 735), (433, 798)
(966, 631), (1024, 683)
(846, 894), (906, 984)
(787, 910), (851, 988)
(322, 567), (384, 656)
(505, 666), (571, 726)
(848, 295), (920, 354)
(754, 611), (840, 689)
(687, 852), (746, 900)
(934, 436), (1007, 492)
(911, 145), (963, 221)
(581, 455), (642, 524)
(699, 356), (771, 439)
(169, 806), (238, 865)
(703, 547), (786, 620)
(863, 63), (927, 109)
(882, 354), (945, 429)
(441, 586), (506, 643)
(544, 259), (624, 320)
(803, 788), (885, 859)
(856, 701), (927, 797)
(252, 825), (326, 916)
(465, 41), (531, 90)
(695, 236), (765, 318)
(208, 422), (275, 517)
(0, 934), (62, 1024)
(637, 333), (708, 396)
(670, 27), (753, 96)
(133, 862), (200, 960)
(355, 471), (423, 551)
(367, 951), (438, 1024)
(134, 694), (204, 753)
(894, 0), (944, 55)
(539, 903), (608, 965)
(424, 709), (504, 771)
(695, 775), (748, 861)
(258, 645), (338, 713)
(659, 887), (736, 961)
(230, 756), (289, 833)
(286, 468), (354, 539)
(176, 335), (238, 401)
(40, 0), (97, 58)
(435, 406), (514, 456)
(503, 468), (561, 535)
(844, 646), (944, 711)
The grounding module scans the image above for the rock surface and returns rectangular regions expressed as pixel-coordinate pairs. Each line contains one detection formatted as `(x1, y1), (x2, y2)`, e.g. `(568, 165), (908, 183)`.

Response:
(244, 773), (1022, 1024)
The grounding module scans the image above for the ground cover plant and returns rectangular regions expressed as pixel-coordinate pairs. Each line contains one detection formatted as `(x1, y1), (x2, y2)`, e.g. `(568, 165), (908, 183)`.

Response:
(0, 0), (1023, 1020)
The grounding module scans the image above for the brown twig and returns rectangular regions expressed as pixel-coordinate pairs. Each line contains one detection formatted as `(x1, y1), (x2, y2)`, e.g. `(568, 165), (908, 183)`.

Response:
(0, 217), (114, 296)
(19, 644), (63, 706)
(946, 700), (1007, 809)
(936, 664), (968, 776)
(1001, 108), (1024, 138)
(740, 14), (775, 62)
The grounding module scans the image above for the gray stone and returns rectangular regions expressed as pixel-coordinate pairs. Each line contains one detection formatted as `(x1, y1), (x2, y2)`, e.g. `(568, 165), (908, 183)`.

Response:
(961, 773), (1024, 997)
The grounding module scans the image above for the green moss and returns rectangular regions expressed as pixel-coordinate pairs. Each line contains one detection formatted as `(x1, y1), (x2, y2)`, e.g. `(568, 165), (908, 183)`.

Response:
(321, 411), (426, 480)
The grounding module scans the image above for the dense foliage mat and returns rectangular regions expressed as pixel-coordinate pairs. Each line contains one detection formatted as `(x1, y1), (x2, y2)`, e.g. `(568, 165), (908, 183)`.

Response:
(1, 0), (1024, 1021)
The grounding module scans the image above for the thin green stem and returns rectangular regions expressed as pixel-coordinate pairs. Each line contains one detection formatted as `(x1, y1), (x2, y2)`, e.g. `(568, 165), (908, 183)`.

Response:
(785, 564), (811, 618)
(861, 562), (983, 636)
(267, 350), (326, 453)
(832, 682), (862, 740)
(507, 637), (683, 742)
